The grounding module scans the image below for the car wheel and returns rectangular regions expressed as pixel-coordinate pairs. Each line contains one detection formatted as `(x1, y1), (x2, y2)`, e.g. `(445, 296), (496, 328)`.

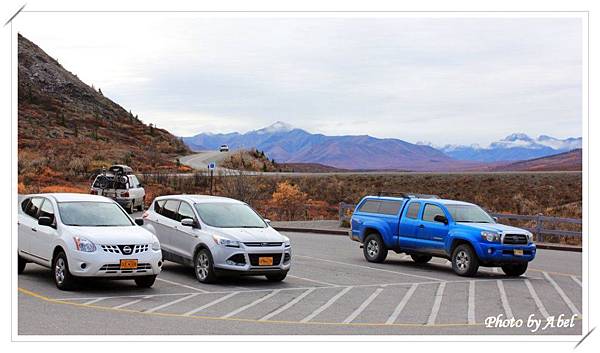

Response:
(410, 254), (433, 264)
(451, 244), (479, 277)
(127, 203), (134, 214)
(194, 249), (217, 283)
(18, 255), (27, 274)
(134, 275), (157, 288)
(265, 271), (288, 282)
(501, 263), (528, 277)
(52, 251), (77, 291)
(363, 233), (388, 263)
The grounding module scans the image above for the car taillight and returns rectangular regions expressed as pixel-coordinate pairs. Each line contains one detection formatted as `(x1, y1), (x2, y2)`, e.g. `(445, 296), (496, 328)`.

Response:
(142, 211), (149, 219)
(90, 190), (97, 195)
(121, 191), (129, 197)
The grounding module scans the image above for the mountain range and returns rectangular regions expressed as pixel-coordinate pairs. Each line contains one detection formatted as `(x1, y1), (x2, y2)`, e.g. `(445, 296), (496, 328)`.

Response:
(183, 122), (581, 171)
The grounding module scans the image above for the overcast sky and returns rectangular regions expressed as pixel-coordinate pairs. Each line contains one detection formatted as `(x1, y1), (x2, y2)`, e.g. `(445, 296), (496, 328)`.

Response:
(17, 14), (582, 145)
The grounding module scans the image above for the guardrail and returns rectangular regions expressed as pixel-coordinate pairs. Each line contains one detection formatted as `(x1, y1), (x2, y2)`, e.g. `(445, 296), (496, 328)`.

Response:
(338, 202), (582, 243)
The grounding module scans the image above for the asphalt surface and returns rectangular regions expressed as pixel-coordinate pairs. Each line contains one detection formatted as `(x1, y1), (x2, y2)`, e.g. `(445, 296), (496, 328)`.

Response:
(18, 231), (582, 335)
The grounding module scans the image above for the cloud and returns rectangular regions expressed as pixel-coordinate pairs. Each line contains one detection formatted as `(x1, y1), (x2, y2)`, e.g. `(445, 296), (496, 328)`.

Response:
(16, 14), (582, 144)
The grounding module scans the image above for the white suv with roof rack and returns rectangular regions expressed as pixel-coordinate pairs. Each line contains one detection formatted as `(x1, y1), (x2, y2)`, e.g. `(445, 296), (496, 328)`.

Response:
(142, 195), (291, 283)
(18, 193), (162, 290)
(90, 165), (145, 214)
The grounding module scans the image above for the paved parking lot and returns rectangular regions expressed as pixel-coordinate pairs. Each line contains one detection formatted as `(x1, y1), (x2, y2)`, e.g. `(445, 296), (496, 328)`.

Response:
(18, 231), (583, 335)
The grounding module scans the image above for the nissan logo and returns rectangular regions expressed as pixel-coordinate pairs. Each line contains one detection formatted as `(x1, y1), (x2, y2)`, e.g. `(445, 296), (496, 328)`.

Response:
(122, 246), (132, 254)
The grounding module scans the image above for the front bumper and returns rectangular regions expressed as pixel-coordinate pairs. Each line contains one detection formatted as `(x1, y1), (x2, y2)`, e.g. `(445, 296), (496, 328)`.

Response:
(212, 244), (292, 275)
(474, 241), (537, 265)
(68, 248), (162, 277)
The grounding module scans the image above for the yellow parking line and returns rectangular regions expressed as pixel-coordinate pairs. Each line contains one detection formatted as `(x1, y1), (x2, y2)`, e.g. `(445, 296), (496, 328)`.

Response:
(18, 287), (583, 329)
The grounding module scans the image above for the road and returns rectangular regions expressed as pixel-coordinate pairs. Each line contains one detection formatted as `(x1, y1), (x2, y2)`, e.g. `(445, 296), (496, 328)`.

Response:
(18, 231), (582, 335)
(179, 151), (236, 173)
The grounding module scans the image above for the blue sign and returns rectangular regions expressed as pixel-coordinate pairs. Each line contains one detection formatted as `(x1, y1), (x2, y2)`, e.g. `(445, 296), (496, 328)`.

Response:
(208, 162), (216, 170)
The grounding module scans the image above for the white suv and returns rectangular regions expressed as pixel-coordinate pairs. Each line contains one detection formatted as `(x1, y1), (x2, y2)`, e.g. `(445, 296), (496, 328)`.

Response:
(18, 193), (162, 290)
(90, 165), (145, 214)
(143, 195), (291, 283)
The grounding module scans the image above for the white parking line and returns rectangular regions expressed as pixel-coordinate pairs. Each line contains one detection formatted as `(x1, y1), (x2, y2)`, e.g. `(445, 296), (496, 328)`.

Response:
(497, 280), (513, 319)
(427, 282), (446, 325)
(155, 278), (209, 293)
(144, 293), (199, 313)
(300, 286), (353, 323)
(543, 272), (581, 316)
(183, 292), (239, 317)
(83, 297), (106, 305)
(288, 275), (336, 287)
(259, 288), (316, 321)
(571, 275), (582, 287)
(343, 287), (384, 323)
(492, 268), (499, 273)
(221, 290), (281, 319)
(295, 255), (444, 282)
(468, 281), (476, 324)
(525, 279), (549, 319)
(113, 296), (150, 309)
(385, 283), (418, 324)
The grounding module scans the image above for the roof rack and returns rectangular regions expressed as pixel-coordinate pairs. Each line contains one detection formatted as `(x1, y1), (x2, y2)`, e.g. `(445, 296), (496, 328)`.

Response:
(376, 191), (439, 199)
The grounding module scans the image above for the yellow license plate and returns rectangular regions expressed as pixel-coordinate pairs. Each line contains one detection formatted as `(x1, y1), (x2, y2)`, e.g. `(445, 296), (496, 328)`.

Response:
(514, 249), (524, 256)
(258, 257), (273, 266)
(120, 259), (138, 269)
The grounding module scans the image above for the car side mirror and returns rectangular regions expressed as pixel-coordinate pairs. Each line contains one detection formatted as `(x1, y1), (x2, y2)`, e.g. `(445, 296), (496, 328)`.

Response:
(264, 219), (271, 226)
(434, 215), (448, 225)
(493, 216), (498, 222)
(134, 218), (144, 226)
(181, 218), (198, 228)
(38, 216), (54, 227)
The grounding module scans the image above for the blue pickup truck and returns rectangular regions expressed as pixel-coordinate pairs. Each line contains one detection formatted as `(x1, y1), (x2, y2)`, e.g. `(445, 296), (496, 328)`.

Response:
(349, 194), (536, 277)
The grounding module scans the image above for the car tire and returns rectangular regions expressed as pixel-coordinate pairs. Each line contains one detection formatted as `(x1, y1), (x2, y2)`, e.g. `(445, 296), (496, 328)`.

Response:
(265, 271), (288, 282)
(194, 249), (218, 283)
(134, 275), (157, 288)
(501, 263), (528, 277)
(363, 233), (388, 263)
(18, 255), (27, 274)
(127, 203), (134, 214)
(451, 244), (479, 277)
(410, 254), (433, 264)
(52, 251), (77, 291)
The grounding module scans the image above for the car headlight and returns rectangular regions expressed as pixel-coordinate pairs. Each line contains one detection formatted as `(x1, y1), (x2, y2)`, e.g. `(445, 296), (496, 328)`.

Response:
(212, 235), (240, 248)
(283, 236), (291, 248)
(481, 231), (501, 243)
(151, 241), (161, 251)
(73, 237), (96, 252)
(525, 231), (534, 244)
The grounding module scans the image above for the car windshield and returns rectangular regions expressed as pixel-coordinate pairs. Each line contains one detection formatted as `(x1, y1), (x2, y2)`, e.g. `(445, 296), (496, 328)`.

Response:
(194, 203), (266, 228)
(446, 205), (495, 224)
(58, 202), (134, 226)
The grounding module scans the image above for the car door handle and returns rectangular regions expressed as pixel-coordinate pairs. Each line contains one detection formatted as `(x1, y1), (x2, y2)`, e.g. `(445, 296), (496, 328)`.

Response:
(418, 224), (425, 229)
(31, 227), (37, 232)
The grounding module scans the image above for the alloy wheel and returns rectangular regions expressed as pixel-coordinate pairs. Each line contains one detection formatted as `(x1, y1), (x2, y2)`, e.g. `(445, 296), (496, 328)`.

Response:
(196, 253), (209, 280)
(55, 258), (66, 285)
(366, 239), (379, 258)
(455, 250), (470, 271)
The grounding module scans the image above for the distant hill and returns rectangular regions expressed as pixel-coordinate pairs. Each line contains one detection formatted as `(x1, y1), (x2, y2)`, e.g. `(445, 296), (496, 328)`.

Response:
(435, 133), (582, 162)
(493, 149), (582, 171)
(18, 34), (189, 189)
(183, 121), (483, 171)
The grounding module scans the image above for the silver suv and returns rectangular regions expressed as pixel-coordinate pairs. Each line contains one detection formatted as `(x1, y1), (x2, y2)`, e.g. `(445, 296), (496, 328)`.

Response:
(142, 195), (291, 283)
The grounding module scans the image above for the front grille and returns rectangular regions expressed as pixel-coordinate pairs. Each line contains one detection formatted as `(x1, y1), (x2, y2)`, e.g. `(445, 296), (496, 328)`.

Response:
(100, 244), (149, 254)
(248, 253), (282, 266)
(243, 242), (283, 247)
(99, 263), (152, 274)
(227, 254), (246, 265)
(503, 234), (528, 245)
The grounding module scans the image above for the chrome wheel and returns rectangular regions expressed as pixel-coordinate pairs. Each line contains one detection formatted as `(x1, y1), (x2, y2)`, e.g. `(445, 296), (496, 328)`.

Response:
(366, 239), (379, 258)
(55, 257), (66, 285)
(455, 250), (470, 272)
(195, 253), (209, 280)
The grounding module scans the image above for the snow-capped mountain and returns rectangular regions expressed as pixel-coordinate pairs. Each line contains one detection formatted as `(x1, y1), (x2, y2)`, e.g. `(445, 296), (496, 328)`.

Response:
(438, 134), (582, 162)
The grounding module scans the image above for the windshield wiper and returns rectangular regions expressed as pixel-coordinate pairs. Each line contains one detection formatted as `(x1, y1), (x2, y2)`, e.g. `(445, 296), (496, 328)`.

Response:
(239, 226), (265, 228)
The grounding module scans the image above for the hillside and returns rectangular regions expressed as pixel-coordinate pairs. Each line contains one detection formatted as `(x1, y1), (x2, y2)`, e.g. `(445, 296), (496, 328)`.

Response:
(18, 34), (189, 191)
(493, 149), (582, 172)
(183, 122), (484, 171)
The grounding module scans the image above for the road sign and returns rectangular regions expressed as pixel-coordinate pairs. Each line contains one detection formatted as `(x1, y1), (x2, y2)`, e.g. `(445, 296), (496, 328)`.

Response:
(208, 162), (216, 170)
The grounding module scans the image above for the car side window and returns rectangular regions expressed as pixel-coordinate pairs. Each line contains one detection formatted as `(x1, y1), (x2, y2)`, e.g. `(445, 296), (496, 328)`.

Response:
(129, 175), (140, 188)
(177, 202), (196, 222)
(378, 201), (403, 215)
(39, 199), (56, 225)
(21, 198), (31, 213)
(162, 200), (180, 220)
(405, 202), (421, 219)
(24, 197), (43, 219)
(358, 200), (380, 213)
(154, 200), (166, 214)
(422, 204), (445, 222)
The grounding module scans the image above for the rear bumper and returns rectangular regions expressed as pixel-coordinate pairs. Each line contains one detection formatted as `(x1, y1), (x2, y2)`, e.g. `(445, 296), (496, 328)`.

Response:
(474, 242), (537, 265)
